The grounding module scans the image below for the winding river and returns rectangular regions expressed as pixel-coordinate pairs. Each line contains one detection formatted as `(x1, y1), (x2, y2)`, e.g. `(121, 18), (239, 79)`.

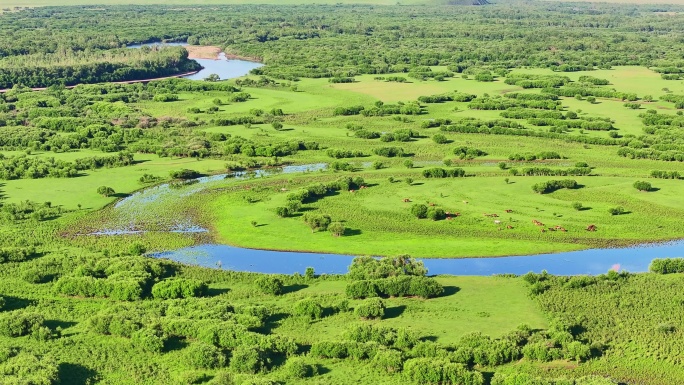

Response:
(116, 48), (684, 276)
(127, 42), (263, 80)
(119, 165), (684, 276)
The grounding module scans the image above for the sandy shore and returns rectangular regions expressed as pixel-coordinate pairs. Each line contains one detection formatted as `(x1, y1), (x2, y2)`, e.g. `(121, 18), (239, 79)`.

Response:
(185, 45), (222, 60)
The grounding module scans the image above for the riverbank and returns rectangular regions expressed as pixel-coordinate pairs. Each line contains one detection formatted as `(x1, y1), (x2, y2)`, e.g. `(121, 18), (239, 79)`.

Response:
(0, 70), (201, 93)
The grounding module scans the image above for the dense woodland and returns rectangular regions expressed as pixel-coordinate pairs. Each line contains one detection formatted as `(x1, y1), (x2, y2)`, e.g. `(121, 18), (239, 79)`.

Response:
(1, 3), (684, 87)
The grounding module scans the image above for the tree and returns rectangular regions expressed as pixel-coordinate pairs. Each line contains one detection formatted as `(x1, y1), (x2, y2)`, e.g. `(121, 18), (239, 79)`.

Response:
(411, 204), (428, 219)
(633, 181), (652, 192)
(96, 186), (115, 197)
(204, 73), (220, 82)
(404, 159), (414, 169)
(572, 202), (583, 211)
(355, 298), (385, 319)
(329, 222), (346, 237)
(608, 206), (625, 215)
(275, 207), (290, 218)
(293, 298), (324, 320)
(271, 121), (283, 130)
(303, 213), (332, 233)
(372, 161), (384, 170)
(185, 342), (226, 369)
(426, 208), (446, 221)
(255, 276), (284, 295)
(432, 134), (448, 144)
(405, 177), (414, 186)
(229, 345), (267, 374)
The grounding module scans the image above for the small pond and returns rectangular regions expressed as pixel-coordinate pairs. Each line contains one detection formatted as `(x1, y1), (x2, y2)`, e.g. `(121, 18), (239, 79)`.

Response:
(127, 42), (263, 80)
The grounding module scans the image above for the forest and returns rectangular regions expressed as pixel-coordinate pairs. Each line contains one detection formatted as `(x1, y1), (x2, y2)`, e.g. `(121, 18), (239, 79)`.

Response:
(1, 1), (684, 385)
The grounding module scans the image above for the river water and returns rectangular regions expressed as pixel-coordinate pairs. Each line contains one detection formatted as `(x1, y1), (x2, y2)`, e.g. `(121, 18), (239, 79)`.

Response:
(127, 42), (263, 80)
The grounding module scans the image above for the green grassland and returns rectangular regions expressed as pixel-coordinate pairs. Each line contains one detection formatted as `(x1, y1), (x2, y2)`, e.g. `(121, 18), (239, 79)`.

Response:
(8, 66), (684, 257)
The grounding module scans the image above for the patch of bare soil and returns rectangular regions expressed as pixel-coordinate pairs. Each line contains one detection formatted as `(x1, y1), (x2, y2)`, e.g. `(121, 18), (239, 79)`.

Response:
(185, 45), (222, 60)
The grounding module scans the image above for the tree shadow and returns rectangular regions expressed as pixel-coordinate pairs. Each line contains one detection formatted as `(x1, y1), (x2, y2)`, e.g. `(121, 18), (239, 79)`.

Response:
(57, 363), (99, 385)
(282, 284), (308, 295)
(383, 305), (406, 319)
(259, 312), (290, 334)
(420, 335), (438, 342)
(648, 187), (661, 192)
(343, 228), (362, 236)
(255, 223), (268, 227)
(278, 128), (294, 132)
(315, 364), (331, 376)
(578, 207), (592, 211)
(206, 287), (230, 297)
(2, 296), (34, 311)
(111, 193), (131, 198)
(440, 286), (460, 297)
(410, 182), (424, 186)
(164, 336), (189, 353)
(45, 320), (77, 330)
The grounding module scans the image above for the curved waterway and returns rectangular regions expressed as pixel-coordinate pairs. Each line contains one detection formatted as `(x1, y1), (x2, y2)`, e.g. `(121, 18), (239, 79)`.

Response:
(151, 241), (684, 276)
(127, 42), (263, 80)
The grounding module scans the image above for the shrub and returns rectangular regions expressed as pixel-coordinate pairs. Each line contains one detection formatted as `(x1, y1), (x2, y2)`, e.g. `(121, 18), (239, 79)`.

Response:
(129, 242), (146, 256)
(229, 345), (268, 374)
(328, 222), (346, 237)
(151, 278), (208, 299)
(275, 207), (290, 218)
(96, 185), (115, 197)
(169, 169), (200, 179)
(185, 342), (226, 369)
(131, 328), (166, 353)
(283, 357), (316, 378)
(608, 206), (625, 216)
(254, 276), (284, 295)
(432, 134), (449, 144)
(649, 258), (684, 274)
(411, 204), (428, 219)
(0, 312), (45, 337)
(633, 180), (652, 192)
(532, 179), (578, 194)
(372, 349), (404, 373)
(293, 298), (324, 320)
(346, 280), (380, 299)
(426, 208), (446, 221)
(355, 298), (385, 320)
(409, 276), (444, 298)
(572, 202), (583, 211)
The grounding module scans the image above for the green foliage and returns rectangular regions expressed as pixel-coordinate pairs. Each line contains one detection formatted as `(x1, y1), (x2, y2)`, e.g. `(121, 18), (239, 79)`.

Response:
(0, 312), (47, 338)
(348, 256), (427, 280)
(355, 298), (385, 320)
(229, 345), (268, 374)
(254, 275), (284, 296)
(411, 204), (428, 219)
(293, 298), (324, 320)
(633, 180), (652, 191)
(97, 186), (115, 197)
(185, 342), (226, 369)
(403, 358), (483, 385)
(649, 258), (684, 274)
(283, 357), (317, 379)
(532, 179), (578, 194)
(151, 278), (208, 299)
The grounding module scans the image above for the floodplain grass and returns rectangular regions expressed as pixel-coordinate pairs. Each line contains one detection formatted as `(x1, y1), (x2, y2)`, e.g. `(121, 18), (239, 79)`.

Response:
(10, 64), (684, 256)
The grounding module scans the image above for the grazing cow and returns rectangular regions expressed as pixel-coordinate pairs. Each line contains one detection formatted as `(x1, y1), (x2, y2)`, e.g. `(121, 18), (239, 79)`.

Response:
(403, 198), (411, 203)
(507, 225), (513, 229)
(540, 228), (546, 232)
(586, 224), (597, 232)
(505, 209), (513, 213)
